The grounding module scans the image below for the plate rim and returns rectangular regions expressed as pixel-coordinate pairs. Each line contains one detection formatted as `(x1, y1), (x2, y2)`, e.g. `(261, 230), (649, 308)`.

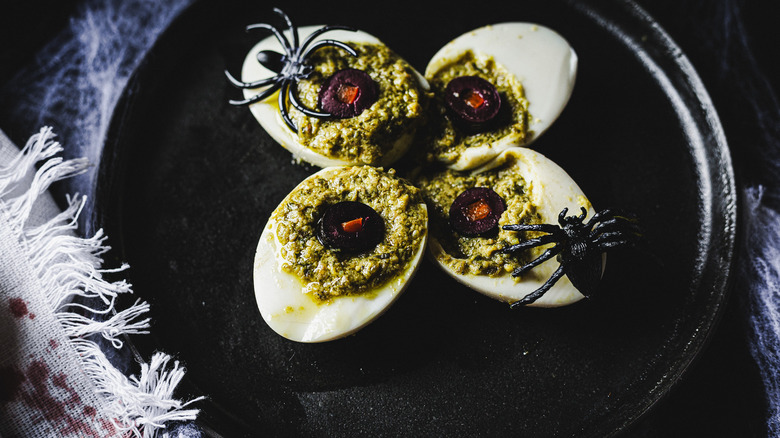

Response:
(97, 0), (738, 436)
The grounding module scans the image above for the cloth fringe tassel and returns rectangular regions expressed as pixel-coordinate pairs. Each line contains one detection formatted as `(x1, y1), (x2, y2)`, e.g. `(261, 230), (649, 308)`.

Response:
(1, 127), (203, 437)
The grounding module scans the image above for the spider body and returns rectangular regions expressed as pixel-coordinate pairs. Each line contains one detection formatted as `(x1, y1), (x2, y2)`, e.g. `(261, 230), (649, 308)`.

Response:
(225, 8), (357, 132)
(502, 207), (639, 308)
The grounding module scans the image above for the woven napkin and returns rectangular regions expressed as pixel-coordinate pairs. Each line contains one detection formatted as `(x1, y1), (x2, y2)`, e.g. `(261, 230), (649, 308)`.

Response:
(0, 127), (201, 437)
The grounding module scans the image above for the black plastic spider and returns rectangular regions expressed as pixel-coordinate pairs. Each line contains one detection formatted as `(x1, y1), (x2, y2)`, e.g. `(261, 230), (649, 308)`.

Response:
(224, 8), (357, 132)
(501, 207), (640, 308)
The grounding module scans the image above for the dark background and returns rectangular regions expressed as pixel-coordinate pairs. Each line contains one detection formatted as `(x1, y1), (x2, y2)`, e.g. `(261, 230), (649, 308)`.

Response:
(0, 0), (777, 436)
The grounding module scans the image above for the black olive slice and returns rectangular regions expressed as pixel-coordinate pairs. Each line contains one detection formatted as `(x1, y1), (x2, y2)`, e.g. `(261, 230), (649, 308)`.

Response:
(317, 201), (384, 252)
(444, 76), (502, 130)
(449, 187), (506, 236)
(318, 68), (379, 119)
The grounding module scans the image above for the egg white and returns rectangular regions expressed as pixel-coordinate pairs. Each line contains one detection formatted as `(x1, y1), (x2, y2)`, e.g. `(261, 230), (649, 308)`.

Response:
(253, 167), (428, 342)
(425, 22), (578, 170)
(240, 26), (429, 168)
(428, 146), (601, 308)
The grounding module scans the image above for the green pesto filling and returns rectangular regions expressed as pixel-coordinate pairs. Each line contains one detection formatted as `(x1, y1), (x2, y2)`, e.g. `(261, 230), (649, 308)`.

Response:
(292, 43), (428, 165)
(272, 166), (426, 300)
(419, 50), (530, 165)
(416, 160), (542, 276)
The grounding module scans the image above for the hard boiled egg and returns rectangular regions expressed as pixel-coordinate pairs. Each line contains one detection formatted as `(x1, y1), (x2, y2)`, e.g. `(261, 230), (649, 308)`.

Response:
(424, 23), (577, 170)
(254, 166), (428, 342)
(420, 146), (599, 308)
(239, 26), (429, 168)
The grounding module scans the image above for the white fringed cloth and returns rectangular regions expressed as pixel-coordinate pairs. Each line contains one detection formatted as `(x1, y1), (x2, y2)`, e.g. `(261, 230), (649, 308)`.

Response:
(0, 127), (201, 437)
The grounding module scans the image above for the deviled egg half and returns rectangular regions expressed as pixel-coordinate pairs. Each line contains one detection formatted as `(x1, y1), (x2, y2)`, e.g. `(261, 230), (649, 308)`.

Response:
(238, 24), (430, 168)
(420, 23), (577, 170)
(254, 166), (428, 342)
(416, 146), (597, 307)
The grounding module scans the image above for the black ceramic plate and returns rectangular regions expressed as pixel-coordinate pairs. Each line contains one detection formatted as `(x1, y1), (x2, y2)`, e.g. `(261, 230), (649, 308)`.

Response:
(100, 0), (736, 436)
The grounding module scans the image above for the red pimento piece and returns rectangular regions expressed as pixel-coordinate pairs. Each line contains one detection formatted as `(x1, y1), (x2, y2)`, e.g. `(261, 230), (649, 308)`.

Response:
(464, 90), (485, 109)
(337, 84), (360, 104)
(341, 217), (364, 233)
(466, 199), (491, 221)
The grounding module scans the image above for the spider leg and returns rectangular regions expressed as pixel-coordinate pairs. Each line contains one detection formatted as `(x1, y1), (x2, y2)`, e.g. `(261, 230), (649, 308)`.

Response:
(585, 208), (637, 229)
(584, 209), (613, 228)
(302, 39), (358, 60)
(299, 25), (357, 54)
(501, 234), (558, 254)
(287, 82), (331, 118)
(590, 217), (639, 232)
(593, 238), (636, 251)
(277, 81), (298, 132)
(271, 8), (298, 52)
(246, 23), (293, 56)
(510, 265), (566, 308)
(502, 223), (561, 234)
(228, 82), (282, 106)
(557, 207), (570, 224)
(593, 231), (629, 244)
(589, 217), (641, 239)
(593, 225), (640, 247)
(224, 69), (279, 89)
(510, 244), (563, 277)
